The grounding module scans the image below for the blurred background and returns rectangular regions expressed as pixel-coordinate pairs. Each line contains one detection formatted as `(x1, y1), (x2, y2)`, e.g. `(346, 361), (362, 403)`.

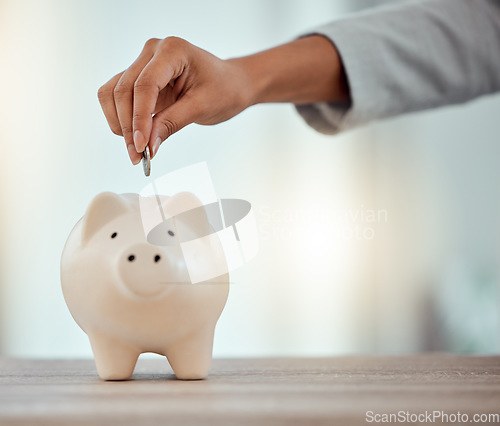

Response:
(0, 0), (499, 359)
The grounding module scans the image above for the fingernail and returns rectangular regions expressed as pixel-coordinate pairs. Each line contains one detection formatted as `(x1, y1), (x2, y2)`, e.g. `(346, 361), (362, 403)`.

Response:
(128, 144), (141, 165)
(153, 137), (161, 157)
(134, 130), (144, 153)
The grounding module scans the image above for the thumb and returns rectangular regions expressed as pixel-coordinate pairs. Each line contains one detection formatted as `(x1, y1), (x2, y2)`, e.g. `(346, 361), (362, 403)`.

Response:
(149, 97), (199, 158)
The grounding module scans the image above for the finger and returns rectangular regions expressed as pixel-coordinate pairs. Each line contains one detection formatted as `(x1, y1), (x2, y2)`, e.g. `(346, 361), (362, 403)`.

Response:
(97, 72), (123, 135)
(114, 39), (159, 155)
(132, 55), (181, 154)
(127, 141), (142, 165)
(149, 96), (200, 158)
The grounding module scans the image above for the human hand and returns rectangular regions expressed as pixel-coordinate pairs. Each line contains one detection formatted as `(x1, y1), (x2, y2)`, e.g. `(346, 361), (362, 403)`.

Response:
(98, 35), (348, 165)
(98, 37), (253, 164)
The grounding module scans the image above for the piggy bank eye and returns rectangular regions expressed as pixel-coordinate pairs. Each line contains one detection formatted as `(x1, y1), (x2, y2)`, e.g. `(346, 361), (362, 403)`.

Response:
(167, 230), (175, 237)
(111, 232), (118, 239)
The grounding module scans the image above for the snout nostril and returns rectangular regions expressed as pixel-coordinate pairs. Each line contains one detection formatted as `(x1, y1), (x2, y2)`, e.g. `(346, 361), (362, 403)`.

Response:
(128, 255), (135, 262)
(154, 255), (161, 263)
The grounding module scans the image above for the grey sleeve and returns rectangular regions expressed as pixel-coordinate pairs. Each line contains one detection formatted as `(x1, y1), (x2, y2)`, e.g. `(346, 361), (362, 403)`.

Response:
(296, 0), (500, 134)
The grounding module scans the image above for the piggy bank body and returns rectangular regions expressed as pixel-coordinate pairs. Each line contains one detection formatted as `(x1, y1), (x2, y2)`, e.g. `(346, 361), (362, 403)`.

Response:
(61, 192), (229, 380)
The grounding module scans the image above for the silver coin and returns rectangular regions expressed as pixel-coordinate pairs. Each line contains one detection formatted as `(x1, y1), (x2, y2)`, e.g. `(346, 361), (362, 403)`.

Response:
(142, 145), (151, 177)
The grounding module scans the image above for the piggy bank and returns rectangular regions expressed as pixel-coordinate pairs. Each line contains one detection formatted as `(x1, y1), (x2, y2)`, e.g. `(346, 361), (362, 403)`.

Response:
(61, 191), (229, 380)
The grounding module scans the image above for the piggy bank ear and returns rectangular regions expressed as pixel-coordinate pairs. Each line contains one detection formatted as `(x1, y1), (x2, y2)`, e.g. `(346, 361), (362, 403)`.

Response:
(81, 192), (131, 244)
(162, 192), (203, 217)
(162, 192), (212, 241)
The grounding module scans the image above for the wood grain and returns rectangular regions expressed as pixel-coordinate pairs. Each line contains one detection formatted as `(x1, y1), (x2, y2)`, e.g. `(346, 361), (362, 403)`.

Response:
(0, 355), (499, 425)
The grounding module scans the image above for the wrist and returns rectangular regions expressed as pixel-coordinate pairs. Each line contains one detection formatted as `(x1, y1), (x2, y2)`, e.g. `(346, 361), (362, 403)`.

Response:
(226, 56), (267, 108)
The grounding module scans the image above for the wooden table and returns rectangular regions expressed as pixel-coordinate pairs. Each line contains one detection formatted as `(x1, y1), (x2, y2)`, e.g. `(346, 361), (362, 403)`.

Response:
(1, 355), (499, 425)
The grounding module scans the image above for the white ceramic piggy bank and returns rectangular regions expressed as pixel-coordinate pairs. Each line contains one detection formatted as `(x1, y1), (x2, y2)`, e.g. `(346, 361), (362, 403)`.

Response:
(61, 191), (229, 380)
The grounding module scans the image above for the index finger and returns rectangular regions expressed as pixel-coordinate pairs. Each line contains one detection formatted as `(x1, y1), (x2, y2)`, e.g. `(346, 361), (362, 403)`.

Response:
(132, 55), (181, 153)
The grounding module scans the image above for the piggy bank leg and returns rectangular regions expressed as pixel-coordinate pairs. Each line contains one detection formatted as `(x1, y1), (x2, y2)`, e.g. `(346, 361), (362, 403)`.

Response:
(165, 329), (215, 380)
(89, 331), (140, 381)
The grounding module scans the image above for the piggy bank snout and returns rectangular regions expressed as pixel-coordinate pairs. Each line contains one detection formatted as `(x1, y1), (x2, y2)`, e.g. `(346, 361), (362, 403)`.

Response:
(124, 243), (162, 265)
(117, 243), (169, 298)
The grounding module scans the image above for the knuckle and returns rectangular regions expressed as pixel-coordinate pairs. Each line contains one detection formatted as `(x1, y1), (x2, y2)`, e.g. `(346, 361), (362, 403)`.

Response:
(160, 36), (187, 52)
(134, 77), (157, 92)
(133, 111), (150, 121)
(97, 85), (112, 102)
(111, 126), (123, 136)
(132, 113), (150, 126)
(144, 37), (160, 51)
(121, 125), (133, 136)
(161, 117), (178, 136)
(113, 81), (132, 98)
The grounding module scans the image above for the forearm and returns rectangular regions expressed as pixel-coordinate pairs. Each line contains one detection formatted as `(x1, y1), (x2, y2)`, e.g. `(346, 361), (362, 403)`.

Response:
(295, 0), (500, 134)
(230, 35), (350, 107)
